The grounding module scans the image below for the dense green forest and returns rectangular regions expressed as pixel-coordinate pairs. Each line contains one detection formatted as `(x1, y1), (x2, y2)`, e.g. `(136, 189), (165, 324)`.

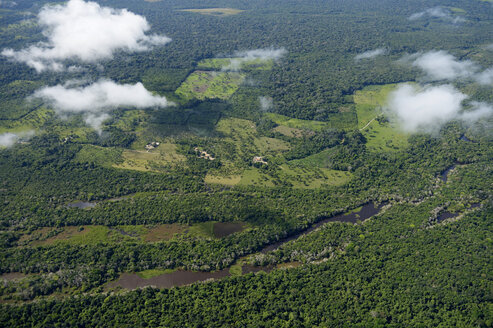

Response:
(0, 0), (492, 326)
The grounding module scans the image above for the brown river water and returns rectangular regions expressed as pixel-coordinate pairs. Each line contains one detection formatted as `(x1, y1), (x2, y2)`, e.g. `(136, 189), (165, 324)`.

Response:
(108, 202), (385, 290)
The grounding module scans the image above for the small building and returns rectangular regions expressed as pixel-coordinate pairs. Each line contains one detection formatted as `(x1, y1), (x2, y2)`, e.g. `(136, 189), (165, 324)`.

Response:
(145, 141), (160, 151)
(194, 147), (215, 160)
(253, 156), (268, 165)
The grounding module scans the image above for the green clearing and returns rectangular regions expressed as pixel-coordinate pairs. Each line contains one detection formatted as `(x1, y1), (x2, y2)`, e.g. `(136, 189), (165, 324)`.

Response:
(266, 112), (356, 132)
(38, 226), (139, 246)
(449, 7), (466, 13)
(179, 8), (244, 16)
(238, 165), (351, 189)
(229, 264), (243, 276)
(273, 125), (305, 138)
(175, 70), (245, 101)
(353, 84), (409, 152)
(113, 142), (186, 172)
(197, 58), (273, 71)
(266, 113), (332, 132)
(143, 224), (188, 242)
(214, 117), (290, 160)
(136, 268), (176, 279)
(363, 122), (409, 152)
(0, 80), (43, 120)
(112, 110), (148, 133)
(254, 137), (290, 153)
(290, 148), (336, 168)
(0, 107), (53, 134)
(205, 173), (242, 186)
(23, 222), (234, 247)
(188, 222), (216, 239)
(74, 145), (123, 167)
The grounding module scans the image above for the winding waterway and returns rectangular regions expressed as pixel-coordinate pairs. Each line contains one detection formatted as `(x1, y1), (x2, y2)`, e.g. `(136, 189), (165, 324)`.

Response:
(108, 202), (385, 290)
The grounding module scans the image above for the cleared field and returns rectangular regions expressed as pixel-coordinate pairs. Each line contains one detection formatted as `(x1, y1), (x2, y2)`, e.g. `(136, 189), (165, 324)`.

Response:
(0, 80), (43, 120)
(205, 173), (242, 186)
(290, 148), (339, 168)
(353, 84), (398, 129)
(113, 142), (185, 172)
(37, 226), (138, 246)
(179, 8), (244, 16)
(74, 145), (123, 167)
(353, 84), (409, 152)
(175, 71), (245, 100)
(273, 125), (305, 138)
(255, 137), (290, 152)
(19, 221), (242, 247)
(266, 113), (331, 132)
(212, 118), (290, 165)
(144, 224), (188, 242)
(0, 107), (53, 134)
(136, 269), (176, 279)
(197, 58), (273, 71)
(238, 165), (352, 189)
(266, 112), (356, 132)
(112, 110), (148, 133)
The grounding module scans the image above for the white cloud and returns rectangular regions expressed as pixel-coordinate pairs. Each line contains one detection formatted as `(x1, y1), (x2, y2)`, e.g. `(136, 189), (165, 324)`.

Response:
(84, 113), (111, 132)
(354, 48), (387, 61)
(410, 51), (477, 81)
(403, 51), (493, 85)
(1, 0), (170, 72)
(222, 48), (287, 71)
(0, 133), (19, 147)
(0, 131), (34, 147)
(476, 68), (493, 85)
(409, 7), (465, 23)
(0, 1), (17, 8)
(259, 96), (273, 111)
(32, 79), (172, 130)
(386, 84), (493, 133)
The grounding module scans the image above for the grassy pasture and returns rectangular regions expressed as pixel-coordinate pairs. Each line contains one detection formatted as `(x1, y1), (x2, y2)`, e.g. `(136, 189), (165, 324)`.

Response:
(113, 142), (185, 172)
(144, 224), (188, 242)
(238, 165), (351, 189)
(212, 117), (290, 165)
(74, 145), (122, 167)
(197, 58), (273, 71)
(175, 71), (245, 101)
(136, 269), (176, 279)
(19, 221), (244, 248)
(179, 8), (244, 16)
(273, 125), (305, 138)
(353, 84), (409, 152)
(0, 108), (53, 134)
(266, 113), (332, 132)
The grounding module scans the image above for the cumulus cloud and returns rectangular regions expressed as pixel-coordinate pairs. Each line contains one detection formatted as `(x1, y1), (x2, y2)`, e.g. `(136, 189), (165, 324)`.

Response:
(259, 96), (273, 111)
(476, 68), (493, 85)
(354, 48), (387, 61)
(402, 51), (493, 85)
(84, 113), (111, 132)
(1, 0), (170, 72)
(0, 131), (34, 147)
(409, 7), (465, 23)
(410, 51), (477, 81)
(222, 47), (287, 71)
(0, 1), (17, 8)
(32, 80), (172, 130)
(386, 84), (493, 133)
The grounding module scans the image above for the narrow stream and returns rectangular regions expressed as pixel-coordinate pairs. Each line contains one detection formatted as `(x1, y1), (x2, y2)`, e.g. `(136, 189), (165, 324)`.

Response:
(440, 165), (456, 182)
(261, 202), (384, 253)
